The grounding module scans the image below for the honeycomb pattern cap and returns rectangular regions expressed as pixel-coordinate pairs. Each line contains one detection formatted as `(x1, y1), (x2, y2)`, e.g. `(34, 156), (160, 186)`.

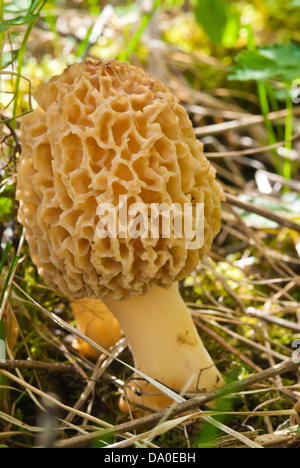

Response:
(17, 60), (224, 300)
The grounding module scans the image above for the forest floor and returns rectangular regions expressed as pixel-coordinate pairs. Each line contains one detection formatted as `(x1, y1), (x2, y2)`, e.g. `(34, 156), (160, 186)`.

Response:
(0, 0), (300, 448)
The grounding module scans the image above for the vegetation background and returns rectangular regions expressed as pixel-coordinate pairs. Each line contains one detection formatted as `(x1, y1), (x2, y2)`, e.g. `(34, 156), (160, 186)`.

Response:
(0, 0), (300, 448)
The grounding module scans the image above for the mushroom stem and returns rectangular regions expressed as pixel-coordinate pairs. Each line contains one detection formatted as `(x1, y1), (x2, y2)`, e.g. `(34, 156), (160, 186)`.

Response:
(71, 298), (122, 359)
(103, 282), (224, 411)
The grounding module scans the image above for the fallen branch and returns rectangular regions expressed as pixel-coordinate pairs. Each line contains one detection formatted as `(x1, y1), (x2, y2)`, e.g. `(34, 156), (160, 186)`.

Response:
(0, 359), (79, 375)
(53, 358), (300, 448)
(216, 427), (300, 448)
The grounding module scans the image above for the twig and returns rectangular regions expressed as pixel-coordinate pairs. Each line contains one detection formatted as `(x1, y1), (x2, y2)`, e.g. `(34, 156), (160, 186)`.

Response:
(199, 316), (287, 361)
(53, 358), (300, 448)
(246, 309), (300, 333)
(186, 104), (251, 120)
(194, 319), (262, 373)
(255, 170), (300, 192)
(194, 106), (300, 137)
(224, 192), (300, 234)
(216, 427), (300, 448)
(204, 131), (300, 158)
(0, 359), (79, 374)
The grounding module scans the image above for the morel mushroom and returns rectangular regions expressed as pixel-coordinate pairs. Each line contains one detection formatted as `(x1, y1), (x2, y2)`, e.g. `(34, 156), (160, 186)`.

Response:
(71, 297), (122, 359)
(17, 59), (224, 411)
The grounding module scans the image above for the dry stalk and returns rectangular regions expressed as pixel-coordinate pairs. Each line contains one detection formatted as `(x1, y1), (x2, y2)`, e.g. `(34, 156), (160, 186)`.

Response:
(50, 358), (300, 448)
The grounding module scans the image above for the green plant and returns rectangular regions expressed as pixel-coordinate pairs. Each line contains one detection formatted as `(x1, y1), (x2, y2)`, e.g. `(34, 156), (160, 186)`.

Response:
(0, 242), (20, 311)
(229, 33), (300, 180)
(192, 0), (240, 48)
(1, 0), (47, 125)
(0, 242), (20, 412)
(118, 0), (162, 62)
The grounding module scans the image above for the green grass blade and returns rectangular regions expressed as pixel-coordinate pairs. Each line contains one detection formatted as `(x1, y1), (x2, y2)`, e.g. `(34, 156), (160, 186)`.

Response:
(119, 0), (162, 62)
(283, 92), (293, 182)
(0, 255), (20, 309)
(257, 81), (281, 175)
(11, 0), (47, 127)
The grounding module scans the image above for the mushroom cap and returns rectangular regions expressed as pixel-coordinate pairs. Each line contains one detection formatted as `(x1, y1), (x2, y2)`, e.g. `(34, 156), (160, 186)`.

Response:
(16, 59), (224, 300)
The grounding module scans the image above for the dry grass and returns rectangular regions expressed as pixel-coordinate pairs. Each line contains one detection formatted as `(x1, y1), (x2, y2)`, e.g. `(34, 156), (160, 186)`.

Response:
(1, 1), (300, 449)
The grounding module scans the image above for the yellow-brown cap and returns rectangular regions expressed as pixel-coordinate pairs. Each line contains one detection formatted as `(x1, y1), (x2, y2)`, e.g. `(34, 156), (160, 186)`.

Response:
(17, 60), (224, 300)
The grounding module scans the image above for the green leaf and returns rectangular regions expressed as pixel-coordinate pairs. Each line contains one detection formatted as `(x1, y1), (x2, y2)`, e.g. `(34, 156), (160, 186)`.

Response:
(4, 13), (39, 26)
(222, 8), (240, 47)
(229, 49), (277, 82)
(0, 197), (13, 220)
(0, 49), (19, 69)
(229, 43), (300, 83)
(3, 0), (44, 16)
(194, 0), (240, 47)
(4, 0), (32, 14)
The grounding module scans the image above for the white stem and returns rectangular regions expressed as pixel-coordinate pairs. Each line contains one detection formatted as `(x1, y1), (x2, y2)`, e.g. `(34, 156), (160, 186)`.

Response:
(103, 282), (223, 410)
